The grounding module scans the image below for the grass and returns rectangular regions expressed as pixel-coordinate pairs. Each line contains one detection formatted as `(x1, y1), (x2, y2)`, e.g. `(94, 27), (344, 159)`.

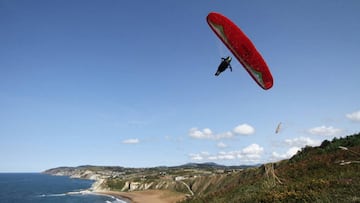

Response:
(182, 133), (360, 202)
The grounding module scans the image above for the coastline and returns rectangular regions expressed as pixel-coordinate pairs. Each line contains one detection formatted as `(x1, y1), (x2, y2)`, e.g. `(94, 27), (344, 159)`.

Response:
(92, 191), (132, 203)
(90, 178), (187, 203)
(65, 190), (131, 203)
(44, 172), (188, 203)
(95, 190), (187, 203)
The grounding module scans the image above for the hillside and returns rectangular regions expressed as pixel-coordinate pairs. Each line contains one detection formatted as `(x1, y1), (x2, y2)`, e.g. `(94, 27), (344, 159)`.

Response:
(182, 133), (360, 202)
(43, 162), (249, 194)
(44, 133), (360, 202)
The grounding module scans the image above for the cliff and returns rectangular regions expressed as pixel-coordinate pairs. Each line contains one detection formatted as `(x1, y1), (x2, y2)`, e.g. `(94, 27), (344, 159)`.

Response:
(43, 163), (247, 195)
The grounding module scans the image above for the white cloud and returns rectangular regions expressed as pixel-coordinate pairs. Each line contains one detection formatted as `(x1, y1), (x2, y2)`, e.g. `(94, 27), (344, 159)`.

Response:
(233, 124), (255, 135)
(217, 151), (237, 160)
(308, 126), (343, 136)
(189, 153), (203, 161)
(216, 131), (234, 139)
(189, 128), (213, 139)
(242, 144), (263, 155)
(122, 138), (139, 144)
(285, 137), (320, 147)
(287, 147), (301, 156)
(272, 147), (300, 160)
(346, 110), (360, 122)
(208, 156), (218, 160)
(271, 137), (320, 162)
(239, 144), (264, 162)
(217, 142), (227, 148)
(188, 143), (264, 163)
(189, 127), (234, 140)
(188, 123), (255, 140)
(189, 152), (209, 161)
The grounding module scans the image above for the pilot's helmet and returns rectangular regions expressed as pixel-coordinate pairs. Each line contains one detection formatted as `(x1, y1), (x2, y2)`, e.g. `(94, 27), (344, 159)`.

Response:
(226, 56), (232, 62)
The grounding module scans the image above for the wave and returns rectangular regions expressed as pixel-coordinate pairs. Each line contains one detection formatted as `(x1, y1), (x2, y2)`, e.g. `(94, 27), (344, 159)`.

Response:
(97, 193), (126, 203)
(37, 190), (126, 203)
(38, 193), (67, 197)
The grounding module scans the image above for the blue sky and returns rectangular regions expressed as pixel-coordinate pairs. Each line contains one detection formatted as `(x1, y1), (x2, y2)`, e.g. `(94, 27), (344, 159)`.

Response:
(1, 0), (359, 172)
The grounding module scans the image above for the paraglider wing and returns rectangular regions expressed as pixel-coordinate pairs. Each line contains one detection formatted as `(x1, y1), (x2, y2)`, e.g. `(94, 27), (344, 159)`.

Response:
(275, 122), (282, 134)
(206, 12), (273, 90)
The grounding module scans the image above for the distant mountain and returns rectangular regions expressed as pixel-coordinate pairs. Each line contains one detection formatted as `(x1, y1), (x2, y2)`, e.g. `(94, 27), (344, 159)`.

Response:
(178, 162), (226, 168)
(177, 162), (259, 169)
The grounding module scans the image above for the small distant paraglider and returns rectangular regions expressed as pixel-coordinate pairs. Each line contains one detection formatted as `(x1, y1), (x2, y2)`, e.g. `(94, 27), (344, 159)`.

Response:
(275, 122), (282, 134)
(207, 12), (274, 90)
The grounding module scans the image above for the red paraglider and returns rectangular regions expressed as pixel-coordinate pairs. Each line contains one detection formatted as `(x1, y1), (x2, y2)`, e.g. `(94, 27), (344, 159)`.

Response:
(207, 12), (273, 90)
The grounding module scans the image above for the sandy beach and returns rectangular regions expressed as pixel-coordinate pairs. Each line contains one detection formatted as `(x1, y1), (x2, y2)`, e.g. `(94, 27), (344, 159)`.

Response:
(97, 190), (187, 203)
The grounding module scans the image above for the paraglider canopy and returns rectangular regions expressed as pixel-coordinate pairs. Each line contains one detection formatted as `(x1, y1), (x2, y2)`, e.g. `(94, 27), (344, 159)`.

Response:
(207, 12), (274, 90)
(275, 122), (282, 134)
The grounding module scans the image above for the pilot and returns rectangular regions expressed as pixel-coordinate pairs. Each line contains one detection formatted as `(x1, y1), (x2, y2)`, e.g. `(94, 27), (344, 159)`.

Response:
(215, 56), (232, 76)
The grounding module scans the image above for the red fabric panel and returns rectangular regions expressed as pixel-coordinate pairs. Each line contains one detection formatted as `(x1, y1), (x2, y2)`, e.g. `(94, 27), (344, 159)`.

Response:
(207, 12), (273, 90)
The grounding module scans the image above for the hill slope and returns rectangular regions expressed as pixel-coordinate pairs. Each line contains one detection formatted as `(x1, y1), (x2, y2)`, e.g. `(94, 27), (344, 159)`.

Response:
(182, 133), (360, 202)
(44, 133), (360, 202)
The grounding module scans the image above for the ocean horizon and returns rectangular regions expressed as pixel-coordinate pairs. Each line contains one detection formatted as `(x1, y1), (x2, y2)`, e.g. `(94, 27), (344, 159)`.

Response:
(0, 173), (125, 203)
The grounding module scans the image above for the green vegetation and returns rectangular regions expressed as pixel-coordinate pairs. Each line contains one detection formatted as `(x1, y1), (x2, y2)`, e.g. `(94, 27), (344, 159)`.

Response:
(182, 133), (360, 202)
(106, 178), (127, 190)
(45, 133), (360, 202)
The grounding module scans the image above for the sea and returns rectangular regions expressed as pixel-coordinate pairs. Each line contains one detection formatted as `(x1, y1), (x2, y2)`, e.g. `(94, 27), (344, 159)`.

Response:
(0, 173), (126, 203)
